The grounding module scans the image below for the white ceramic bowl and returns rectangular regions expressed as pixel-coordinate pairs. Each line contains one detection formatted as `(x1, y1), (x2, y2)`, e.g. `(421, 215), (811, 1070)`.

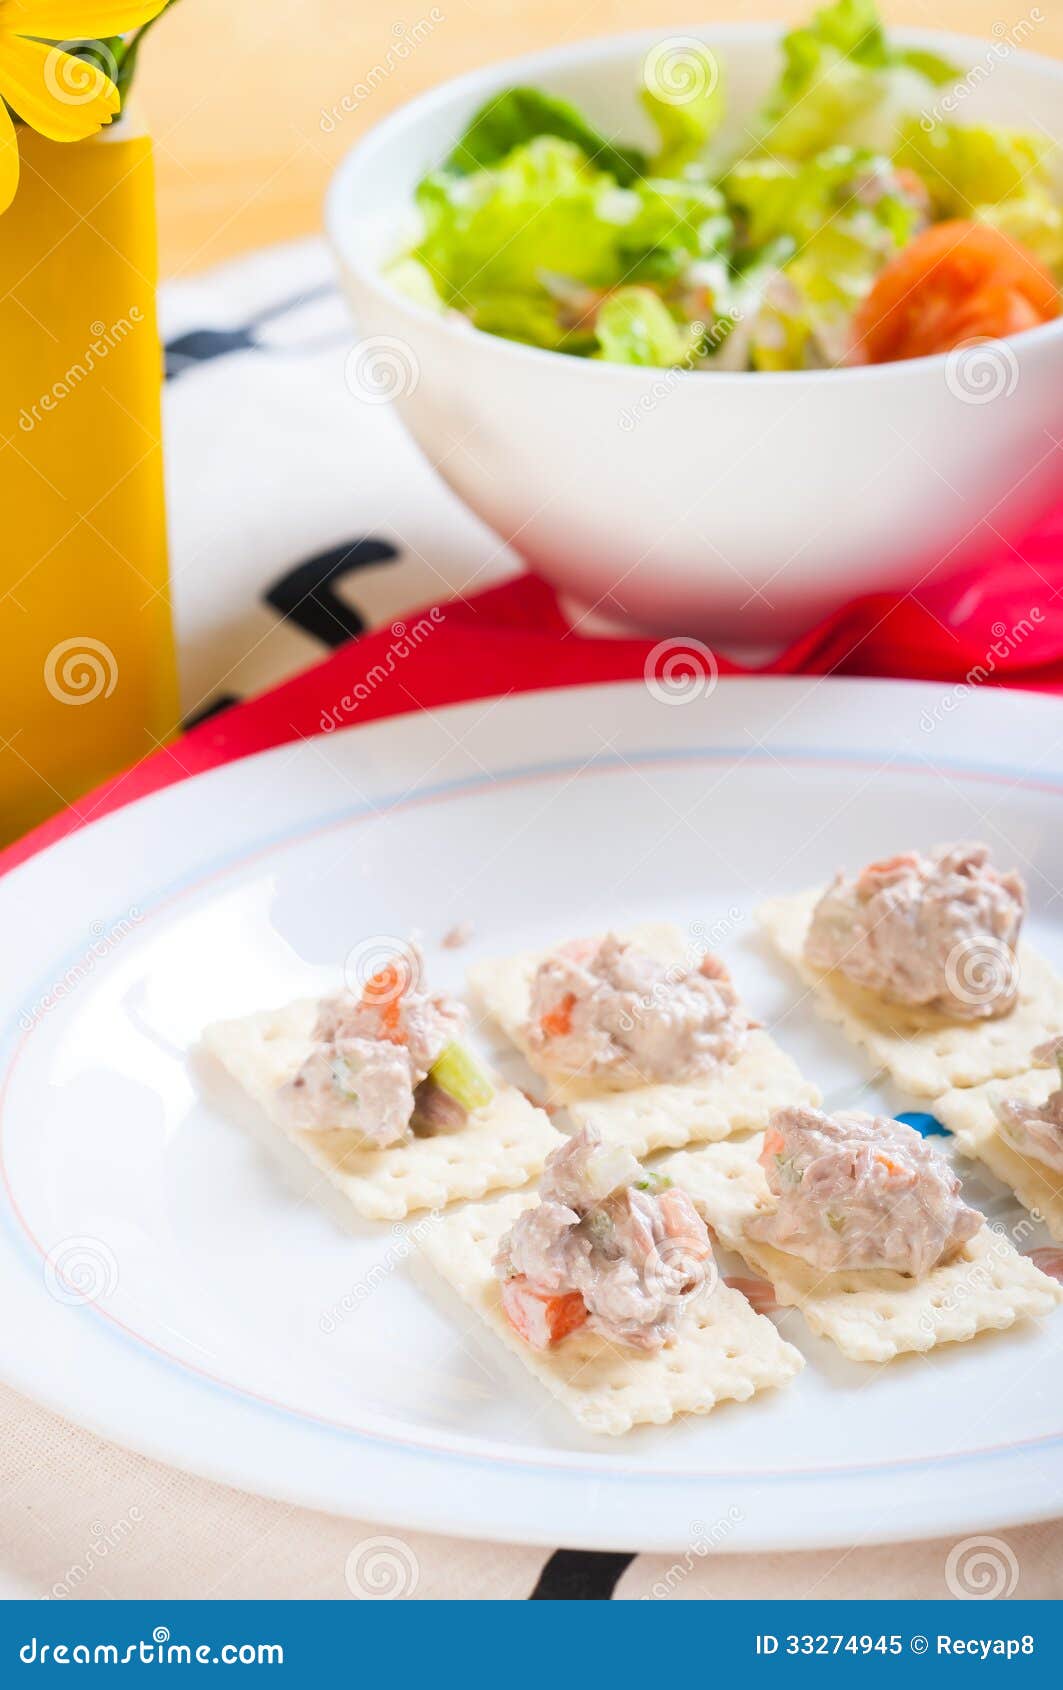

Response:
(327, 25), (1063, 638)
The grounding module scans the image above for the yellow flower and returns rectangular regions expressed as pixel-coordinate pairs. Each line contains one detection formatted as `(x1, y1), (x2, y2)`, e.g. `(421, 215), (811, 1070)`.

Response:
(0, 0), (170, 212)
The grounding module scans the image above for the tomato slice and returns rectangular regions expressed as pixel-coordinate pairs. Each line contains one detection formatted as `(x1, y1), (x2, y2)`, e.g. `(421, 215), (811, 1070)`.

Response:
(851, 220), (1059, 364)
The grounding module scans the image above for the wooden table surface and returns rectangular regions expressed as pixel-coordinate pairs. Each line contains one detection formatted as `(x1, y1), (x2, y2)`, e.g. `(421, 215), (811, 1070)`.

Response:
(139, 1), (1063, 277)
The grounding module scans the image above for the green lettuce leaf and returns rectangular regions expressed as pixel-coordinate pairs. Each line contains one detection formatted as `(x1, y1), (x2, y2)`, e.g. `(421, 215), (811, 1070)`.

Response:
(380, 256), (445, 313)
(616, 176), (734, 283)
(414, 137), (640, 306)
(440, 87), (646, 185)
(895, 115), (1053, 215)
(754, 0), (959, 160)
(894, 46), (965, 86)
(640, 43), (725, 175)
(594, 287), (693, 365)
(975, 195), (1063, 276)
(749, 221), (893, 370)
(726, 146), (922, 257)
(467, 291), (596, 354)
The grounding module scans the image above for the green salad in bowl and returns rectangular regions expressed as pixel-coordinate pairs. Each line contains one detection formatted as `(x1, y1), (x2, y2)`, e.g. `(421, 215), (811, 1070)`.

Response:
(386, 0), (1062, 371)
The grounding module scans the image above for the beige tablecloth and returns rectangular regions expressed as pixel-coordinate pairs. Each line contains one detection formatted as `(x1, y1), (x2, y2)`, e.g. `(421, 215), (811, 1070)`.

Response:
(3, 1383), (1059, 1601)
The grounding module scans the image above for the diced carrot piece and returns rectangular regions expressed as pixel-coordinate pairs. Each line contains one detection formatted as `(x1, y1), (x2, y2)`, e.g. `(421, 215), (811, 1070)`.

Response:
(361, 963), (402, 1003)
(760, 1127), (785, 1169)
(698, 952), (731, 983)
(874, 1151), (909, 1178)
(359, 964), (407, 1042)
(500, 1276), (587, 1348)
(658, 1189), (713, 1260)
(864, 853), (919, 876)
(545, 1289), (589, 1341)
(540, 992), (577, 1039)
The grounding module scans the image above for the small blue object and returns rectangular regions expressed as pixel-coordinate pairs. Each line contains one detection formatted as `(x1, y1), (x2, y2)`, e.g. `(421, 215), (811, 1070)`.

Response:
(895, 1110), (951, 1138)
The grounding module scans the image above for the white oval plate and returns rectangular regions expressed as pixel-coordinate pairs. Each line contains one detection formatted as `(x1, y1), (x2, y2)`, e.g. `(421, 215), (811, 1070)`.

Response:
(2, 677), (1061, 1554)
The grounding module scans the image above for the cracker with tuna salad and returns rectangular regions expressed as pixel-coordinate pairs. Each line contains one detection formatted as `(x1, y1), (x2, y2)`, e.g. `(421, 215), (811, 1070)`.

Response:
(935, 1059), (1063, 1243)
(758, 887), (1063, 1097)
(468, 921), (819, 1150)
(418, 1189), (803, 1436)
(663, 1130), (1062, 1364)
(205, 999), (561, 1222)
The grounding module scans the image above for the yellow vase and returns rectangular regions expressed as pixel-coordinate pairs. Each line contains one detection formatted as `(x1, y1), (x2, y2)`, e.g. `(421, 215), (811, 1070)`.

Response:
(0, 123), (178, 846)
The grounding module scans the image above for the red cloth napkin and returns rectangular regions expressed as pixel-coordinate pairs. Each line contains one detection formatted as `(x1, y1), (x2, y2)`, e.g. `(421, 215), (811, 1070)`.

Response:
(4, 507), (1063, 877)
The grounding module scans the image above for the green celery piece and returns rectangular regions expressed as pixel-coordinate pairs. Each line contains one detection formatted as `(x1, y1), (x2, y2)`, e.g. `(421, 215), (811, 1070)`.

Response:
(429, 1042), (494, 1112)
(635, 1172), (674, 1193)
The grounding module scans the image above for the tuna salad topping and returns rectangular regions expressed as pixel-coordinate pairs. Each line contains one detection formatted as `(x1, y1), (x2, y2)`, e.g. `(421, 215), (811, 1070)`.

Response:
(524, 933), (748, 1085)
(747, 1106), (982, 1278)
(282, 950), (493, 1147)
(494, 1126), (714, 1352)
(994, 1037), (1063, 1175)
(804, 842), (1025, 1021)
